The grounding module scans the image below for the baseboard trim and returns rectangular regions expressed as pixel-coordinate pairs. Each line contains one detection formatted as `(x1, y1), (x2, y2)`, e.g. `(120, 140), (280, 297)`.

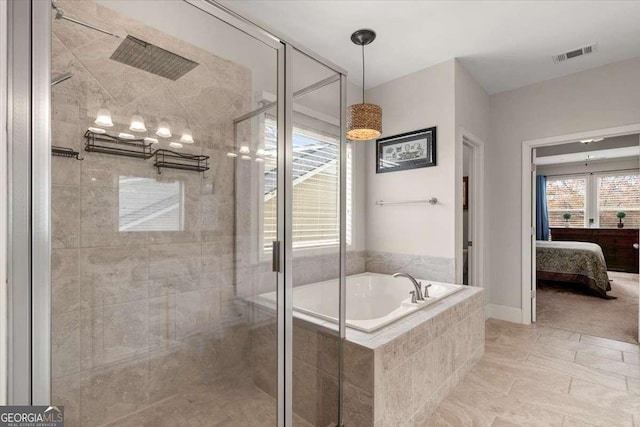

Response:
(484, 304), (522, 323)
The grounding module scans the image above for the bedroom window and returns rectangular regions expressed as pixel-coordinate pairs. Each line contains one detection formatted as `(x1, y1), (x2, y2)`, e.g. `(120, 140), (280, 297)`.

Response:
(597, 173), (640, 228)
(546, 176), (587, 227)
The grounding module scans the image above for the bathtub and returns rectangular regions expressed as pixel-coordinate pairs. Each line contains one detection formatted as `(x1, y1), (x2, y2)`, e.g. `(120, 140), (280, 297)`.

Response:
(257, 272), (464, 333)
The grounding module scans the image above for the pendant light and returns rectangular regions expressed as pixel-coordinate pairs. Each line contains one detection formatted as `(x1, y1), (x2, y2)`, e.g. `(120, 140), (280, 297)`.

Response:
(346, 29), (382, 141)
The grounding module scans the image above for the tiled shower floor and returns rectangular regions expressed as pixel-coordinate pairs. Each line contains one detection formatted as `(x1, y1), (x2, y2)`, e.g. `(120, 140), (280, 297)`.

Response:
(104, 375), (312, 427)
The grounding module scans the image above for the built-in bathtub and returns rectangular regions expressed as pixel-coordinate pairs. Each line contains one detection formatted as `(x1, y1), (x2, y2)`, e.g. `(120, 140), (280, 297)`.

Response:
(257, 272), (464, 332)
(250, 272), (484, 426)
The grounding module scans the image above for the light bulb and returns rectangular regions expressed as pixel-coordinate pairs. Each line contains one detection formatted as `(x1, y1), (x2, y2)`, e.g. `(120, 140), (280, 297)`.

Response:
(239, 146), (250, 154)
(95, 108), (113, 127)
(118, 132), (135, 140)
(169, 142), (183, 149)
(144, 137), (159, 144)
(129, 115), (147, 132)
(226, 152), (238, 158)
(156, 121), (172, 138)
(241, 155), (251, 160)
(180, 129), (194, 144)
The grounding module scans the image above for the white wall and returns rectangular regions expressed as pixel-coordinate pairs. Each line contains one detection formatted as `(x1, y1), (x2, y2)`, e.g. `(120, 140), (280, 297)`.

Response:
(488, 57), (640, 310)
(347, 81), (368, 252)
(364, 60), (456, 259)
(454, 60), (490, 284)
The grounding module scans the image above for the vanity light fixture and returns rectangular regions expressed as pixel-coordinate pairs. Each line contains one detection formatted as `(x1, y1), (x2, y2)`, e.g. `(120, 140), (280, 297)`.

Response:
(180, 128), (194, 144)
(346, 29), (382, 141)
(226, 152), (238, 158)
(255, 157), (264, 163)
(255, 148), (266, 156)
(129, 115), (147, 132)
(241, 155), (251, 160)
(169, 142), (183, 149)
(239, 145), (250, 154)
(87, 127), (106, 134)
(94, 108), (114, 127)
(144, 137), (159, 144)
(156, 121), (172, 138)
(118, 132), (135, 140)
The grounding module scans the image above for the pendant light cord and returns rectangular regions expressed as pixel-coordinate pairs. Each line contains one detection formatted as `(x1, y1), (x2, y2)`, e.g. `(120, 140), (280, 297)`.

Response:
(362, 44), (365, 104)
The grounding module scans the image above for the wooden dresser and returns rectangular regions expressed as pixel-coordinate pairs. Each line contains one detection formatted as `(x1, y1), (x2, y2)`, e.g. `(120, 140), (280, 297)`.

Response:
(550, 227), (639, 273)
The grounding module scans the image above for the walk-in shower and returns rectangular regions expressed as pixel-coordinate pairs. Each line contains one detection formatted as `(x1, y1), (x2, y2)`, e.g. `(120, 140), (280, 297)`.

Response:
(41, 0), (347, 426)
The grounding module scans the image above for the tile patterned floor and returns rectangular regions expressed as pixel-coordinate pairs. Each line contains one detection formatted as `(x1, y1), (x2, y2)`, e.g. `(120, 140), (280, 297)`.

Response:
(104, 319), (640, 427)
(428, 319), (640, 427)
(104, 374), (312, 427)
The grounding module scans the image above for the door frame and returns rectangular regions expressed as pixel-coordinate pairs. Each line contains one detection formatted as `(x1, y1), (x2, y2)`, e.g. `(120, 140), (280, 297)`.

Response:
(521, 123), (640, 326)
(457, 128), (485, 288)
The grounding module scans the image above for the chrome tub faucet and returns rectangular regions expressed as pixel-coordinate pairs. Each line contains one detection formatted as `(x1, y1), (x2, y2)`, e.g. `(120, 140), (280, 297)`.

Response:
(393, 272), (431, 301)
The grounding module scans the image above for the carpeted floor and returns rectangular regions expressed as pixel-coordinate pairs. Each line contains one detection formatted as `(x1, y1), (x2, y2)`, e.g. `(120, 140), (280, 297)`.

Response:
(537, 271), (639, 344)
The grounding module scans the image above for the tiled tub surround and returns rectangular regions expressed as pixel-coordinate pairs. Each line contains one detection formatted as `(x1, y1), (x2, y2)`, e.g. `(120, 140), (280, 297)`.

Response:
(365, 251), (456, 284)
(251, 286), (484, 426)
(50, 1), (256, 425)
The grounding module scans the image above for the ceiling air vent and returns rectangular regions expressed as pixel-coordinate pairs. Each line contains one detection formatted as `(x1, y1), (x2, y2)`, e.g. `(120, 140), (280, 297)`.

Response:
(552, 43), (597, 63)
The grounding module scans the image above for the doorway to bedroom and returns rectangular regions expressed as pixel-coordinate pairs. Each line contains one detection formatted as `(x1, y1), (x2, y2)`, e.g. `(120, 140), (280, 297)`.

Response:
(526, 128), (640, 344)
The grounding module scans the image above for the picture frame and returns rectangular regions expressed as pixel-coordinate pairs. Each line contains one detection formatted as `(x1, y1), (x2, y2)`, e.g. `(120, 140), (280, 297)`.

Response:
(376, 127), (437, 173)
(463, 176), (469, 210)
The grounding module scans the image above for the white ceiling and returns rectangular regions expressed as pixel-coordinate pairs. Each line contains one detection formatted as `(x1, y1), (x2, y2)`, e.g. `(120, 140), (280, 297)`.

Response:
(224, 1), (640, 94)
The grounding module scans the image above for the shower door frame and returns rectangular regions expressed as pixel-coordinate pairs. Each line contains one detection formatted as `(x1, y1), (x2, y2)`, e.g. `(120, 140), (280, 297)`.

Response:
(10, 0), (348, 425)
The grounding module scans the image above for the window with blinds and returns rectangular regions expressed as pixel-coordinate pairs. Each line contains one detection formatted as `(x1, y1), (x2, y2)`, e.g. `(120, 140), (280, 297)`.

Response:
(598, 173), (640, 228)
(546, 176), (586, 227)
(263, 117), (352, 251)
(118, 177), (184, 232)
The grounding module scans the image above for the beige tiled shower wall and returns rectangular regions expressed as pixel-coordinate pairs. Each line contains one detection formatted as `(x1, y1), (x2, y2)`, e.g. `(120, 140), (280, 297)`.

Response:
(50, 1), (253, 425)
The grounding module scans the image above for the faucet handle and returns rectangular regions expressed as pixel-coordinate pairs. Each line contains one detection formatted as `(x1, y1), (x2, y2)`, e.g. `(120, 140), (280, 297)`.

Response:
(423, 283), (432, 298)
(409, 291), (417, 304)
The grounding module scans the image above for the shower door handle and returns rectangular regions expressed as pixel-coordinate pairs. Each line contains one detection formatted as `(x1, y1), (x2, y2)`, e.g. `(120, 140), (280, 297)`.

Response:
(272, 240), (281, 272)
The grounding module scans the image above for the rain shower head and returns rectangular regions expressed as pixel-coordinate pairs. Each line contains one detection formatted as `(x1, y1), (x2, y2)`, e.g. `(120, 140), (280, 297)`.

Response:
(110, 35), (199, 81)
(52, 72), (73, 87)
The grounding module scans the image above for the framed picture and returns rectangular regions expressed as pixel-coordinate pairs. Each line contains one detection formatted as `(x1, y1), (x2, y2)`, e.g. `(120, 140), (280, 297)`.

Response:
(376, 127), (436, 173)
(463, 176), (469, 210)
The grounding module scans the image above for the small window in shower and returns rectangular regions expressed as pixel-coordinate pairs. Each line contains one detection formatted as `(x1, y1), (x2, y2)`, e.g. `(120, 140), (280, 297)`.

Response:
(118, 176), (184, 232)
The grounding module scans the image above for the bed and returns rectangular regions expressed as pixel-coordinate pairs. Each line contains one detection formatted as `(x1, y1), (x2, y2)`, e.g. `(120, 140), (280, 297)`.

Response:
(536, 241), (612, 298)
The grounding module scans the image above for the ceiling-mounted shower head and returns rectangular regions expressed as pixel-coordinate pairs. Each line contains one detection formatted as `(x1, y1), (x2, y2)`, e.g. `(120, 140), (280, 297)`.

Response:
(110, 35), (199, 81)
(51, 72), (73, 87)
(51, 0), (121, 39)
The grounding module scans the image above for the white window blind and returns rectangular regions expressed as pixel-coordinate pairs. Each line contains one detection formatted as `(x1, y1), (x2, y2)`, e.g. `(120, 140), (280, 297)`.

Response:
(118, 177), (184, 232)
(597, 173), (640, 228)
(546, 176), (586, 227)
(263, 117), (352, 251)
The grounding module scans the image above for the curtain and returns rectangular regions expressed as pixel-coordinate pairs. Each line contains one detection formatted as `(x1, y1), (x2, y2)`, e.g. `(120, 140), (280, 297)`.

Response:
(536, 175), (550, 241)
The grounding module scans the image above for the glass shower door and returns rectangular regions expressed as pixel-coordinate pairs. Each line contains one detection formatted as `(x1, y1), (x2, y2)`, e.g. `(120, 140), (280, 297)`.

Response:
(48, 1), (282, 425)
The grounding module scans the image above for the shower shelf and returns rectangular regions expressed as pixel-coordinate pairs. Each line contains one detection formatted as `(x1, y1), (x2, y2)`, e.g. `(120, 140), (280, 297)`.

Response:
(153, 149), (210, 175)
(52, 145), (83, 160)
(84, 130), (154, 159)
